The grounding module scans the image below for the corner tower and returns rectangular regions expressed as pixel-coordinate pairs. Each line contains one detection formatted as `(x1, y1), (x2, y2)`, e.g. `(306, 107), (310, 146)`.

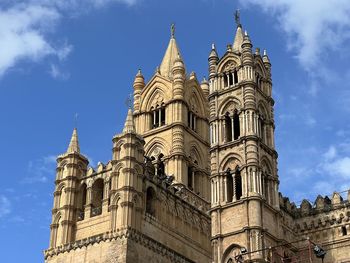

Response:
(133, 25), (210, 201)
(209, 14), (279, 262)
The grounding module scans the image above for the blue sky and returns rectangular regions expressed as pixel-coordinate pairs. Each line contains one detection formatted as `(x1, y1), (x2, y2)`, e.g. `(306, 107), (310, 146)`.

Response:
(1, 0), (350, 261)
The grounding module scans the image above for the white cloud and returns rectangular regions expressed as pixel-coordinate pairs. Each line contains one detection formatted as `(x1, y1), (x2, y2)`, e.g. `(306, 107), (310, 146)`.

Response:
(0, 195), (11, 218)
(49, 63), (70, 79)
(22, 155), (57, 184)
(240, 0), (350, 72)
(0, 0), (138, 78)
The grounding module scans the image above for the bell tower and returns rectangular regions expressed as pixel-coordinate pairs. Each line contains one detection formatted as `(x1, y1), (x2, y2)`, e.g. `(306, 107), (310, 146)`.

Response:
(209, 13), (279, 263)
(133, 25), (211, 201)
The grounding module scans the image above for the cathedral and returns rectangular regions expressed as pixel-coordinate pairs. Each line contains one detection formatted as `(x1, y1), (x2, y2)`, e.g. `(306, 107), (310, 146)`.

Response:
(44, 14), (350, 263)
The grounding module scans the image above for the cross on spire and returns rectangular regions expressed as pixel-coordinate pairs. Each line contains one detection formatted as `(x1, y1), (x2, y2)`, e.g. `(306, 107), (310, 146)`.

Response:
(171, 23), (175, 38)
(235, 9), (241, 27)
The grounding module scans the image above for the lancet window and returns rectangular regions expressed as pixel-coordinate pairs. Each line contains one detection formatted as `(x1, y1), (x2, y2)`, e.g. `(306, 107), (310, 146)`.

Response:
(188, 111), (197, 131)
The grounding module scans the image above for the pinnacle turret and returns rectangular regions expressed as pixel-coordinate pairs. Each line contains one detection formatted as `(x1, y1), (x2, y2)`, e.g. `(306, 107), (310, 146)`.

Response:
(66, 128), (80, 153)
(122, 109), (136, 134)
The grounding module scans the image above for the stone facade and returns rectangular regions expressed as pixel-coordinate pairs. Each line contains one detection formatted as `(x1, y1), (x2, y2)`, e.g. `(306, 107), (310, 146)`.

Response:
(45, 17), (350, 263)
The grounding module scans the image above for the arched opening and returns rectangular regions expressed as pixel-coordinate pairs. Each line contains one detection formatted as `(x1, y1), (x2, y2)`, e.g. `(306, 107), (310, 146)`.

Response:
(226, 170), (233, 203)
(235, 169), (242, 200)
(77, 184), (87, 221)
(188, 111), (197, 131)
(228, 73), (233, 86)
(233, 110), (240, 140)
(264, 175), (269, 203)
(146, 187), (156, 216)
(234, 70), (238, 84)
(225, 113), (232, 142)
(224, 74), (228, 87)
(55, 216), (63, 246)
(188, 166), (193, 190)
(91, 178), (104, 217)
(342, 226), (347, 236)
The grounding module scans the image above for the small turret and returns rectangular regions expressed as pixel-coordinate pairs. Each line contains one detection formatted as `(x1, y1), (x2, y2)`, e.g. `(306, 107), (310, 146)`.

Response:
(133, 69), (145, 112)
(262, 49), (271, 77)
(111, 109), (145, 231)
(50, 127), (88, 248)
(200, 77), (209, 97)
(208, 43), (218, 80)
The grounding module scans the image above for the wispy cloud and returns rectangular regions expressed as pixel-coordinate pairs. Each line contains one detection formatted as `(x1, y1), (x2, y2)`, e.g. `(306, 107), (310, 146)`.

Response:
(240, 0), (350, 70)
(240, 0), (350, 95)
(49, 63), (70, 80)
(0, 0), (139, 78)
(0, 195), (11, 218)
(22, 155), (57, 184)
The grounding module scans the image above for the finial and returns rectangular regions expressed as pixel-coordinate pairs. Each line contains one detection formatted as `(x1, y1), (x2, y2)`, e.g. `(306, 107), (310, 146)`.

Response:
(235, 9), (241, 27)
(263, 49), (267, 56)
(137, 68), (142, 76)
(244, 30), (248, 36)
(125, 93), (133, 109)
(155, 66), (160, 74)
(171, 23), (175, 38)
(211, 43), (216, 50)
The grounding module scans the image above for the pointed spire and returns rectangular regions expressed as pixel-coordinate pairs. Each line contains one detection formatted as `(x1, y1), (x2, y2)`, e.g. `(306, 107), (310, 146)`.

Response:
(123, 109), (136, 134)
(67, 128), (80, 153)
(159, 24), (183, 78)
(233, 24), (243, 52)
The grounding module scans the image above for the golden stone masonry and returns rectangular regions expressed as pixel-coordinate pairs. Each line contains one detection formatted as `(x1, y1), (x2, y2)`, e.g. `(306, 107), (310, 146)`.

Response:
(44, 15), (350, 263)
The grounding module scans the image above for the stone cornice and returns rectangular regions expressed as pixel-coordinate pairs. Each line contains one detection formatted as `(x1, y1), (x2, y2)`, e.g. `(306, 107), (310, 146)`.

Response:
(44, 228), (196, 263)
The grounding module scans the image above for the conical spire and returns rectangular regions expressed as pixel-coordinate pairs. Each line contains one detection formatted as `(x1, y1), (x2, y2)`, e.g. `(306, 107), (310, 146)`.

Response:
(233, 25), (244, 52)
(122, 109), (136, 134)
(159, 24), (183, 78)
(67, 128), (80, 153)
(233, 10), (243, 52)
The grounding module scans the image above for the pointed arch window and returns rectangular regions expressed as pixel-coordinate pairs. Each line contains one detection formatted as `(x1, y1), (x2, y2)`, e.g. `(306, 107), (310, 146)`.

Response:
(188, 111), (197, 132)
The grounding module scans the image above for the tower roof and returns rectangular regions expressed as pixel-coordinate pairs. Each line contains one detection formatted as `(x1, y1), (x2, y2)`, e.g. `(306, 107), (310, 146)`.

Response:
(123, 108), (136, 134)
(232, 25), (244, 52)
(66, 128), (80, 153)
(159, 24), (183, 78)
